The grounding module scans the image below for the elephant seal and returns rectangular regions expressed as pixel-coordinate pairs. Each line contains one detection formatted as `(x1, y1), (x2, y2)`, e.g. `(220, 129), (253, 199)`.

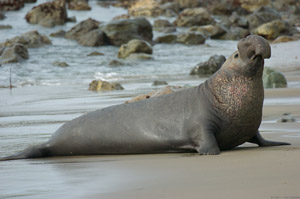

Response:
(0, 35), (290, 161)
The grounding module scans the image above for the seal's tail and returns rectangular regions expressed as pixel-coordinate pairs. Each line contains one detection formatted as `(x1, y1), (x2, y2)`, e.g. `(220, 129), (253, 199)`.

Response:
(0, 144), (50, 161)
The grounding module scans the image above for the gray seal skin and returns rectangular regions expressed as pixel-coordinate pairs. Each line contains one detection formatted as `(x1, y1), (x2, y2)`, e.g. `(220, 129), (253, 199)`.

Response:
(0, 35), (290, 161)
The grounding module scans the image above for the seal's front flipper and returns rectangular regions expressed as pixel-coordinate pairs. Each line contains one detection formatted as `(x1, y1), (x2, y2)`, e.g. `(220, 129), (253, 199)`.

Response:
(248, 131), (291, 147)
(196, 131), (220, 155)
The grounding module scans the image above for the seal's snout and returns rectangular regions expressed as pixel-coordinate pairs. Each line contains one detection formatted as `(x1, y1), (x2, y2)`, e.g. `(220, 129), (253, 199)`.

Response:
(238, 35), (271, 61)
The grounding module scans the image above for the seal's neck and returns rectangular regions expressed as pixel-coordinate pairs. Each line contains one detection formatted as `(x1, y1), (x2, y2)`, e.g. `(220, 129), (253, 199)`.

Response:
(204, 67), (264, 121)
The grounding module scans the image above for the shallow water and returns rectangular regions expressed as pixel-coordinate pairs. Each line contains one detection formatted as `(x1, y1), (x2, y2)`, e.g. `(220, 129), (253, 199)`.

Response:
(1, 1), (300, 199)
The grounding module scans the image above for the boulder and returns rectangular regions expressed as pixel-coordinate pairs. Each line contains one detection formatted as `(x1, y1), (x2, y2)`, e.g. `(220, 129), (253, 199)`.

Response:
(154, 34), (177, 44)
(127, 53), (153, 60)
(246, 7), (281, 29)
(25, 0), (68, 28)
(88, 80), (124, 91)
(125, 85), (183, 103)
(190, 55), (226, 76)
(153, 19), (176, 33)
(227, 12), (249, 28)
(0, 25), (12, 29)
(192, 24), (226, 38)
(112, 14), (130, 21)
(1, 31), (52, 48)
(174, 8), (215, 27)
(240, 0), (270, 12)
(0, 44), (29, 64)
(128, 0), (162, 17)
(109, 60), (124, 67)
(118, 39), (152, 59)
(176, 32), (205, 45)
(77, 29), (105, 47)
(100, 18), (153, 46)
(217, 27), (250, 40)
(0, 12), (5, 20)
(87, 51), (104, 56)
(272, 35), (299, 43)
(50, 30), (66, 37)
(0, 0), (24, 11)
(68, 0), (91, 10)
(175, 0), (201, 9)
(152, 80), (168, 86)
(65, 18), (101, 40)
(208, 0), (240, 15)
(52, 61), (69, 67)
(262, 67), (287, 88)
(253, 20), (287, 40)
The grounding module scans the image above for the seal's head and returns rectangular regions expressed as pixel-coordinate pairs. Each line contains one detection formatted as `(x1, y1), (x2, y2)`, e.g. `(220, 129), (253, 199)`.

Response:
(228, 35), (271, 77)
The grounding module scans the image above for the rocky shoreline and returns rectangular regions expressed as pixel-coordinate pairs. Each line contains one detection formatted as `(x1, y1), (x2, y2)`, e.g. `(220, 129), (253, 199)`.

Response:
(0, 0), (299, 91)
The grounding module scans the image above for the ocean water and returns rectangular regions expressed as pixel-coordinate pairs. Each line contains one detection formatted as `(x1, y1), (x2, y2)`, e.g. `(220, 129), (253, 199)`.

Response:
(0, 1), (300, 199)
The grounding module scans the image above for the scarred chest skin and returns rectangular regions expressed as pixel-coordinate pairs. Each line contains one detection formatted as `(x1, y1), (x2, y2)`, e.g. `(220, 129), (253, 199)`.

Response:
(204, 53), (264, 150)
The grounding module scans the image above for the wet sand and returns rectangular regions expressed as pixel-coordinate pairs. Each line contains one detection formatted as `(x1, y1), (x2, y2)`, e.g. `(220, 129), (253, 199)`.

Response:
(1, 41), (300, 198)
(1, 85), (300, 199)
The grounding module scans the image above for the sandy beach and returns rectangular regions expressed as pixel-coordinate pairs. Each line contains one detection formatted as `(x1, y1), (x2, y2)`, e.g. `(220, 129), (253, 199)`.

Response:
(1, 79), (300, 199)
(1, 0), (300, 198)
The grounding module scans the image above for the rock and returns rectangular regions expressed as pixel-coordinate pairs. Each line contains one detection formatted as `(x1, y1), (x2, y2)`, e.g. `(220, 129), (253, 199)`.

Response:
(127, 53), (153, 60)
(217, 27), (250, 40)
(67, 16), (77, 23)
(112, 14), (130, 21)
(24, 0), (37, 3)
(0, 0), (24, 11)
(65, 18), (101, 40)
(118, 39), (152, 59)
(152, 80), (168, 86)
(246, 7), (281, 29)
(159, 2), (180, 17)
(153, 19), (176, 33)
(253, 20), (287, 40)
(278, 113), (296, 123)
(174, 8), (215, 27)
(0, 25), (12, 29)
(0, 12), (5, 20)
(88, 80), (124, 91)
(0, 44), (29, 64)
(154, 34), (177, 44)
(77, 29), (105, 47)
(240, 0), (270, 12)
(208, 0), (240, 15)
(100, 18), (153, 46)
(109, 60), (124, 67)
(175, 0), (201, 9)
(227, 12), (249, 28)
(272, 35), (299, 43)
(128, 0), (162, 17)
(87, 51), (104, 56)
(50, 30), (66, 37)
(1, 30), (52, 48)
(190, 55), (226, 76)
(193, 24), (226, 38)
(176, 32), (205, 45)
(263, 67), (287, 88)
(52, 61), (69, 67)
(125, 85), (184, 103)
(68, 0), (91, 10)
(25, 0), (68, 28)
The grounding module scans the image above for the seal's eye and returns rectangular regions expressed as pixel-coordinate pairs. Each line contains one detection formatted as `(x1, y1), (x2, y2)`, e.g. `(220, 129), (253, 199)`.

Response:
(234, 53), (239, 59)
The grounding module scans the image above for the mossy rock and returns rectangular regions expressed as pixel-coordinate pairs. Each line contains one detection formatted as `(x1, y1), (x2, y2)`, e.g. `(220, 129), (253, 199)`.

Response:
(263, 67), (287, 88)
(89, 80), (124, 91)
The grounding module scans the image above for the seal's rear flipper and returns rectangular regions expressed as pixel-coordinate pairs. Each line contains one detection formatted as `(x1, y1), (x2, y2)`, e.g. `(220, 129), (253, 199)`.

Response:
(248, 131), (291, 147)
(0, 144), (51, 161)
